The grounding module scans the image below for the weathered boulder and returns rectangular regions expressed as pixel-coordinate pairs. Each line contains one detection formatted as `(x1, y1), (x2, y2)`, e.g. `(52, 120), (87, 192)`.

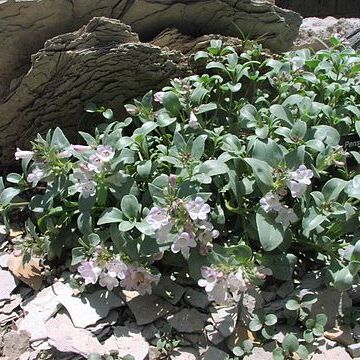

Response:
(0, 17), (188, 165)
(0, 1), (301, 166)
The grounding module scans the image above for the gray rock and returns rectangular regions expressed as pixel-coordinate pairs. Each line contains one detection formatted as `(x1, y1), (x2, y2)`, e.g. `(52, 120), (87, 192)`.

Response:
(200, 346), (228, 360)
(0, 1), (301, 166)
(311, 288), (352, 330)
(0, 253), (9, 268)
(167, 308), (208, 333)
(243, 346), (273, 360)
(126, 293), (177, 325)
(153, 276), (185, 305)
(210, 304), (238, 338)
(172, 347), (199, 360)
(2, 330), (30, 360)
(0, 270), (17, 300)
(57, 283), (124, 328)
(353, 324), (360, 340)
(311, 346), (352, 360)
(348, 343), (360, 358)
(184, 288), (211, 309)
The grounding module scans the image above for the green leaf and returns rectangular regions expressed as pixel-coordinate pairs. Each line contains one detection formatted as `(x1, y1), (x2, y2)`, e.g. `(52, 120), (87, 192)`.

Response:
(244, 158), (273, 189)
(322, 178), (347, 202)
(0, 187), (21, 206)
(232, 346), (244, 357)
(121, 194), (139, 220)
(315, 313), (328, 327)
(282, 334), (299, 353)
(84, 103), (98, 113)
(137, 160), (152, 178)
(312, 125), (340, 146)
(88, 233), (100, 247)
(286, 299), (301, 311)
(356, 121), (360, 138)
(196, 103), (217, 114)
(256, 208), (284, 251)
(333, 266), (354, 292)
(102, 108), (113, 120)
(163, 92), (182, 115)
(118, 220), (135, 232)
(71, 247), (86, 265)
(264, 313), (277, 326)
(51, 127), (70, 149)
(302, 207), (327, 232)
(194, 51), (209, 61)
(290, 120), (307, 140)
(249, 318), (263, 332)
(191, 135), (207, 160)
(272, 348), (285, 360)
(297, 345), (309, 360)
(351, 240), (360, 262)
(303, 329), (314, 343)
(97, 207), (123, 225)
(261, 253), (297, 280)
(6, 173), (22, 184)
(198, 160), (229, 177)
(206, 61), (227, 71)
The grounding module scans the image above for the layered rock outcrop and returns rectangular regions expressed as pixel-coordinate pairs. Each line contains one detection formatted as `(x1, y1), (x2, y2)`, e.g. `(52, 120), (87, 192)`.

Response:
(0, 0), (301, 166)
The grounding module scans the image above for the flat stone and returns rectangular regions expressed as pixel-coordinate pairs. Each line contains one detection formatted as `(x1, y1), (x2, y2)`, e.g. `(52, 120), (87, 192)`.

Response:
(311, 288), (352, 329)
(244, 346), (273, 360)
(153, 276), (185, 305)
(167, 308), (208, 333)
(226, 323), (255, 351)
(141, 323), (158, 341)
(312, 346), (352, 360)
(0, 269), (18, 300)
(57, 283), (124, 328)
(86, 310), (118, 335)
(184, 288), (211, 309)
(45, 312), (107, 357)
(324, 325), (355, 346)
(103, 325), (149, 360)
(200, 346), (228, 360)
(0, 253), (9, 268)
(126, 294), (176, 325)
(211, 304), (238, 337)
(2, 330), (30, 360)
(348, 343), (360, 358)
(0, 295), (21, 314)
(172, 347), (199, 360)
(18, 282), (64, 341)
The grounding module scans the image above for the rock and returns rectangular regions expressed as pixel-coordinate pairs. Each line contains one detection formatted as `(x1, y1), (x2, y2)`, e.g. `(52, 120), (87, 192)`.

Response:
(167, 308), (208, 333)
(0, 1), (301, 166)
(171, 347), (199, 360)
(347, 343), (360, 358)
(311, 288), (352, 330)
(7, 254), (42, 290)
(56, 283), (124, 328)
(86, 310), (119, 335)
(148, 346), (162, 360)
(153, 276), (185, 305)
(45, 312), (108, 357)
(226, 323), (255, 352)
(210, 304), (238, 338)
(103, 325), (149, 360)
(353, 324), (360, 340)
(141, 323), (158, 340)
(200, 346), (228, 360)
(324, 325), (355, 346)
(2, 330), (30, 360)
(184, 288), (211, 310)
(17, 282), (63, 341)
(0, 269), (18, 300)
(126, 293), (177, 325)
(312, 346), (352, 360)
(0, 253), (9, 268)
(0, 294), (21, 314)
(349, 284), (360, 305)
(293, 17), (360, 51)
(240, 288), (264, 326)
(243, 346), (273, 360)
(272, 325), (302, 344)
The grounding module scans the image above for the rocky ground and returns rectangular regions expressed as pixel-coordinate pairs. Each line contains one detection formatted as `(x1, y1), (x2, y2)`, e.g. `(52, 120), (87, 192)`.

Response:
(1, 228), (360, 360)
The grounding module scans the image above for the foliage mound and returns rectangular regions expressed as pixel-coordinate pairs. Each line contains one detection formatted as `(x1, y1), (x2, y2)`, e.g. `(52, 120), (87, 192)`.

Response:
(1, 37), (360, 358)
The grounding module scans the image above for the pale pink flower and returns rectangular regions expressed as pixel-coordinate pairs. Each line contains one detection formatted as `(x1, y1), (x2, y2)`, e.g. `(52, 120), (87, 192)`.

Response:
(96, 145), (114, 162)
(27, 167), (44, 187)
(107, 259), (127, 280)
(15, 148), (34, 160)
(155, 222), (172, 244)
(70, 144), (92, 153)
(99, 272), (119, 291)
(207, 280), (228, 304)
(289, 165), (313, 185)
(120, 266), (160, 295)
(275, 206), (298, 227)
(76, 180), (97, 198)
(89, 154), (104, 172)
(171, 232), (197, 257)
(186, 197), (211, 221)
(227, 269), (248, 293)
(78, 260), (101, 285)
(198, 266), (223, 293)
(260, 192), (282, 212)
(288, 180), (307, 198)
(154, 91), (165, 103)
(146, 207), (170, 230)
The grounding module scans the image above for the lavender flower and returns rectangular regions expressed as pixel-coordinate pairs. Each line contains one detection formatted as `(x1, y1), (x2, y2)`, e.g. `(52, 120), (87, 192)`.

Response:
(76, 180), (97, 198)
(155, 222), (173, 244)
(186, 197), (211, 221)
(288, 165), (313, 198)
(15, 148), (34, 160)
(27, 167), (44, 187)
(275, 206), (298, 227)
(88, 154), (103, 172)
(120, 266), (160, 295)
(146, 207), (170, 230)
(171, 231), (197, 257)
(227, 269), (248, 294)
(154, 91), (165, 103)
(198, 266), (223, 293)
(78, 260), (101, 285)
(259, 192), (282, 213)
(107, 259), (127, 280)
(99, 272), (119, 291)
(288, 180), (307, 198)
(70, 144), (92, 153)
(96, 145), (114, 162)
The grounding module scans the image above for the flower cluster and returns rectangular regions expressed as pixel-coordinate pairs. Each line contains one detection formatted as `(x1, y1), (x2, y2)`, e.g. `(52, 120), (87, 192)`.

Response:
(146, 194), (218, 258)
(260, 165), (313, 227)
(78, 255), (160, 294)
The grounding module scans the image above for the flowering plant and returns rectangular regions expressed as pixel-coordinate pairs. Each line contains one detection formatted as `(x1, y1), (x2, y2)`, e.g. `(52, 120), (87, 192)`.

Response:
(1, 38), (360, 314)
